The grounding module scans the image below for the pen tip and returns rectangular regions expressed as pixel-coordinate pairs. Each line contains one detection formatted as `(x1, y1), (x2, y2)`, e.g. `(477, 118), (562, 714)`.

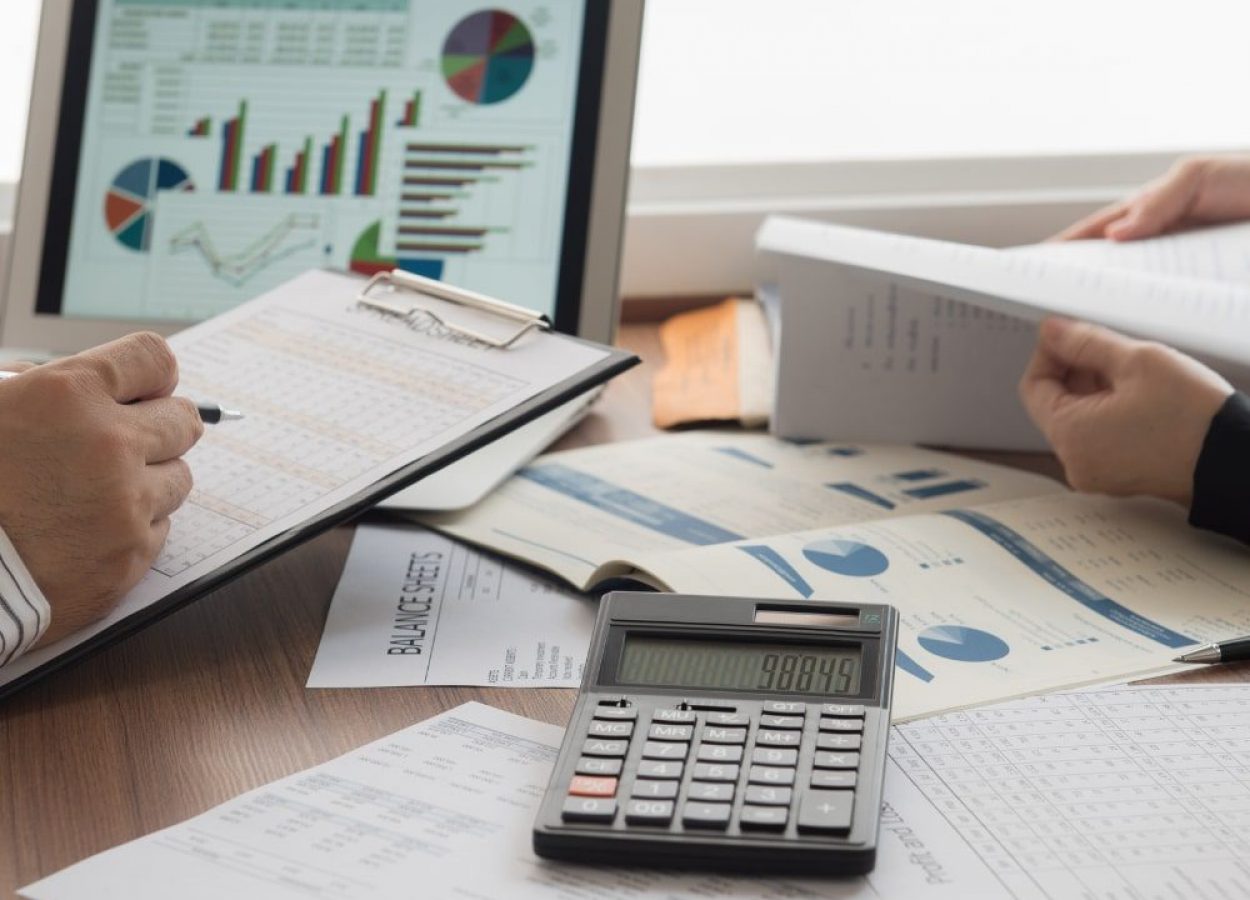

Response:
(219, 408), (245, 421)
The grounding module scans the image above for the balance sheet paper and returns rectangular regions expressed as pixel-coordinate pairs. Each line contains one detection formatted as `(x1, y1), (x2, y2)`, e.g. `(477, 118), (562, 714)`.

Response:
(26, 686), (1250, 899)
(307, 524), (595, 688)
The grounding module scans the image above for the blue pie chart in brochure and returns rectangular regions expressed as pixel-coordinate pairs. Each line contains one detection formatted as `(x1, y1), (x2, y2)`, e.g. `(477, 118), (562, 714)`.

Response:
(918, 625), (1010, 663)
(802, 538), (889, 578)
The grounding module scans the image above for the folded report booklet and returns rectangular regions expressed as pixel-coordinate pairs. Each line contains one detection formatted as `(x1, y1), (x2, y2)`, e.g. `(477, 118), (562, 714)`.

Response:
(757, 218), (1250, 450)
(413, 432), (1250, 721)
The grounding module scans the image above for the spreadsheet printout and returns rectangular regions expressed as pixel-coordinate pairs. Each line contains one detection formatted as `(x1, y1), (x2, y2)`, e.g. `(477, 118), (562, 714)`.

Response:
(892, 684), (1250, 898)
(23, 702), (1010, 899)
(0, 269), (608, 689)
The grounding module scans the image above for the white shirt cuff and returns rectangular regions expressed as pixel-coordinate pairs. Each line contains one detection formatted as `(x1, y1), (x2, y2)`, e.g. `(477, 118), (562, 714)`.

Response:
(0, 523), (51, 666)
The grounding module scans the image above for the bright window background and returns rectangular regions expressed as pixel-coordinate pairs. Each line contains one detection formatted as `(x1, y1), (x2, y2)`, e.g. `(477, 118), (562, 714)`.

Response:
(0, 0), (40, 184)
(3, 3), (1250, 179)
(633, 0), (1250, 167)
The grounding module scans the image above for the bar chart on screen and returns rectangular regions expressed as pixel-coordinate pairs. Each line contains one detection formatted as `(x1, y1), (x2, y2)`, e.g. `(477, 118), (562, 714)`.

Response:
(61, 0), (586, 323)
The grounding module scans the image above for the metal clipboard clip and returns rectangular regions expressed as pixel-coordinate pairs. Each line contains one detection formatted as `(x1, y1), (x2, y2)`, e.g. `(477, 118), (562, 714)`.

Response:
(355, 269), (550, 349)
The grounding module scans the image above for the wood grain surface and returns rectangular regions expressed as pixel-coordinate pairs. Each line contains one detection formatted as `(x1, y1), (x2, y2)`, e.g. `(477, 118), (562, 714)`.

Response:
(1, 321), (1245, 897)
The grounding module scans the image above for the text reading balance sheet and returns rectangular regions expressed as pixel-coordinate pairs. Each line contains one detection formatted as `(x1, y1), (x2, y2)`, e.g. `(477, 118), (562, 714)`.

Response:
(22, 702), (1014, 900)
(307, 523), (596, 688)
(0, 269), (634, 695)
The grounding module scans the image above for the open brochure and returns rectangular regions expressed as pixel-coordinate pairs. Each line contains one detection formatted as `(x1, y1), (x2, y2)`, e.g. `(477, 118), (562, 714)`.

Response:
(758, 218), (1250, 449)
(414, 432), (1250, 720)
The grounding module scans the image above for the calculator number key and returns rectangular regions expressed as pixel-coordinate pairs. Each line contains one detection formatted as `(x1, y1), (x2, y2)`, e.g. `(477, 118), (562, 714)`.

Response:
(748, 766), (796, 786)
(692, 763), (740, 782)
(625, 800), (675, 825)
(697, 744), (744, 763)
(642, 741), (689, 760)
(562, 797), (617, 823)
(637, 760), (684, 780)
(744, 786), (791, 806)
(632, 779), (679, 799)
(687, 782), (734, 802)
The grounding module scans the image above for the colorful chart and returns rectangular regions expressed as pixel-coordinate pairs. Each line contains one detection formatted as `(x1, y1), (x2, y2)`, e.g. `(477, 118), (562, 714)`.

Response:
(348, 221), (445, 281)
(917, 625), (1010, 663)
(441, 10), (535, 105)
(104, 158), (193, 252)
(802, 538), (889, 578)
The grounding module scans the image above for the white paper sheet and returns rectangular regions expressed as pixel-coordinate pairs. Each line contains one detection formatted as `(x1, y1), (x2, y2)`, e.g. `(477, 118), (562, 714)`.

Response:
(0, 270), (608, 690)
(759, 217), (1250, 449)
(418, 432), (1063, 588)
(891, 684), (1250, 898)
(629, 492), (1250, 720)
(21, 701), (1009, 899)
(307, 524), (595, 688)
(1012, 221), (1250, 285)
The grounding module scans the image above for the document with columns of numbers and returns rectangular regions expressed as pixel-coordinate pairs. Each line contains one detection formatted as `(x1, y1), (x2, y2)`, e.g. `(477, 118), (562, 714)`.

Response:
(0, 269), (634, 695)
(29, 688), (1250, 899)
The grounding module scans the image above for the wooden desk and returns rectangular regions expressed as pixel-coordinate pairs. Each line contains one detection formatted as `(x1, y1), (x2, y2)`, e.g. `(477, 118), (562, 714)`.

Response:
(0, 321), (1244, 897)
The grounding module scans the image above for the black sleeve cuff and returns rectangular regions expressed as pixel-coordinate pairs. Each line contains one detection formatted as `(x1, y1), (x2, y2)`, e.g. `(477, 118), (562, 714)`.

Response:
(1189, 391), (1250, 544)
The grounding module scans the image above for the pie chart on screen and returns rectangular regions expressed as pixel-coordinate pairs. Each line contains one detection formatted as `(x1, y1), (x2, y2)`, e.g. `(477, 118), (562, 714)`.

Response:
(103, 158), (194, 252)
(441, 10), (535, 105)
(802, 538), (889, 578)
(917, 625), (1010, 663)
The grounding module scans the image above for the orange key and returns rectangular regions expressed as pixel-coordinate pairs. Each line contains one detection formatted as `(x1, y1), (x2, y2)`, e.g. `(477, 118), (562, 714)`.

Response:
(568, 776), (618, 797)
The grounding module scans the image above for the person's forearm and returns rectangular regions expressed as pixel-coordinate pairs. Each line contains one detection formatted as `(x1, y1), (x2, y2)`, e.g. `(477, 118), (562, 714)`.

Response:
(0, 524), (51, 666)
(1189, 391), (1250, 545)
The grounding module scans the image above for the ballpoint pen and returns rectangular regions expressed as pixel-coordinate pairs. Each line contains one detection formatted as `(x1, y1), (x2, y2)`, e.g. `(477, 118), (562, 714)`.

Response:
(0, 369), (244, 424)
(1173, 636), (1250, 665)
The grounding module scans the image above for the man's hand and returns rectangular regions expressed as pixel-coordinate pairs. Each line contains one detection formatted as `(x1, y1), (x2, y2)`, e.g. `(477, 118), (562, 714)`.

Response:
(0, 333), (204, 646)
(1019, 318), (1232, 506)
(1052, 155), (1250, 242)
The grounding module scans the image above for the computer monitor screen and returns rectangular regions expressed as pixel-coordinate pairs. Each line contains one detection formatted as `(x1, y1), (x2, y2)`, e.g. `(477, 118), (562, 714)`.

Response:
(9, 0), (637, 348)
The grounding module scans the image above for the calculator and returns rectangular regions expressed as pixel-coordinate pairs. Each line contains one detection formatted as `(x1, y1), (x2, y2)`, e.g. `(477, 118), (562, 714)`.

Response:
(533, 592), (898, 876)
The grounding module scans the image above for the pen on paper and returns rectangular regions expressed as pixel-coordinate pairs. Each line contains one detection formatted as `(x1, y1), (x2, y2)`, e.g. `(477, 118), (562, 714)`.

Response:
(0, 369), (244, 424)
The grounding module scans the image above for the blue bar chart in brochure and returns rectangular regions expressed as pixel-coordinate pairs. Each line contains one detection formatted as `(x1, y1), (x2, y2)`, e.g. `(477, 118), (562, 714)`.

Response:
(66, 0), (584, 323)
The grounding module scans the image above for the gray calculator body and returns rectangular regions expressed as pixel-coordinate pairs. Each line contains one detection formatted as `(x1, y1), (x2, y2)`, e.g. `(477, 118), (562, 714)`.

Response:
(533, 592), (898, 876)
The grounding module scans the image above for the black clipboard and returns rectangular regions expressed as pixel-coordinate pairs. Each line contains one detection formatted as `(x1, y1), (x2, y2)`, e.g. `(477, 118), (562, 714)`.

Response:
(0, 270), (638, 699)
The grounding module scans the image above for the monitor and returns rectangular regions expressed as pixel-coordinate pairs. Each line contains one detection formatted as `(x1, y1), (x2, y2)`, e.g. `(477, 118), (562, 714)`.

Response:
(1, 0), (642, 354)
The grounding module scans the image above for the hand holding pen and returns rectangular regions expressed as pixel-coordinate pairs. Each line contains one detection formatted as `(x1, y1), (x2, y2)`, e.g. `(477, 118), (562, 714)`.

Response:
(0, 369), (243, 424)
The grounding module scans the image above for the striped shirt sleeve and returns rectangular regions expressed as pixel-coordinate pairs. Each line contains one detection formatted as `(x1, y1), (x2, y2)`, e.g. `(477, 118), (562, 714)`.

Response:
(0, 523), (51, 666)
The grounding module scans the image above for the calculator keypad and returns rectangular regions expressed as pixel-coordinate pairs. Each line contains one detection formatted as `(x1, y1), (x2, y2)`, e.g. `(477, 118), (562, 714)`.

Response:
(561, 698), (872, 840)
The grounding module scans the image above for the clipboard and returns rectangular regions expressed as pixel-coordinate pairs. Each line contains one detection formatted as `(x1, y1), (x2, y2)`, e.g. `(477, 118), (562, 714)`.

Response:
(0, 269), (638, 698)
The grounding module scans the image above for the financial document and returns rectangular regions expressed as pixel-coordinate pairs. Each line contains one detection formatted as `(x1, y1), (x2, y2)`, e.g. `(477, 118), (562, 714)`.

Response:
(637, 492), (1250, 720)
(307, 524), (595, 688)
(31, 690), (1250, 899)
(891, 684), (1250, 898)
(419, 432), (1063, 589)
(21, 702), (1011, 899)
(0, 269), (610, 691)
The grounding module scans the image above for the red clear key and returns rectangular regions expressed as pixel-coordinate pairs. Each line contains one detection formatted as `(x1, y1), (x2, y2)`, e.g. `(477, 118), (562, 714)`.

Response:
(569, 775), (619, 797)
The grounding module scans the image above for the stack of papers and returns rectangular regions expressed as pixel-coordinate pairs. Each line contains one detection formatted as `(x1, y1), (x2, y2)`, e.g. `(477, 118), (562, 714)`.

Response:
(28, 685), (1250, 899)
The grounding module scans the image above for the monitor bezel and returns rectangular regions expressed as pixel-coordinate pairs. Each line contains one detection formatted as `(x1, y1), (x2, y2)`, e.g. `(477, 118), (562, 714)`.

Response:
(1, 0), (641, 353)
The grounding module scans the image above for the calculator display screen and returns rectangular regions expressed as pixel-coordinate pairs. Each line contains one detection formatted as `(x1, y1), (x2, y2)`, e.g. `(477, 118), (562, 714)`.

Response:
(616, 636), (861, 695)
